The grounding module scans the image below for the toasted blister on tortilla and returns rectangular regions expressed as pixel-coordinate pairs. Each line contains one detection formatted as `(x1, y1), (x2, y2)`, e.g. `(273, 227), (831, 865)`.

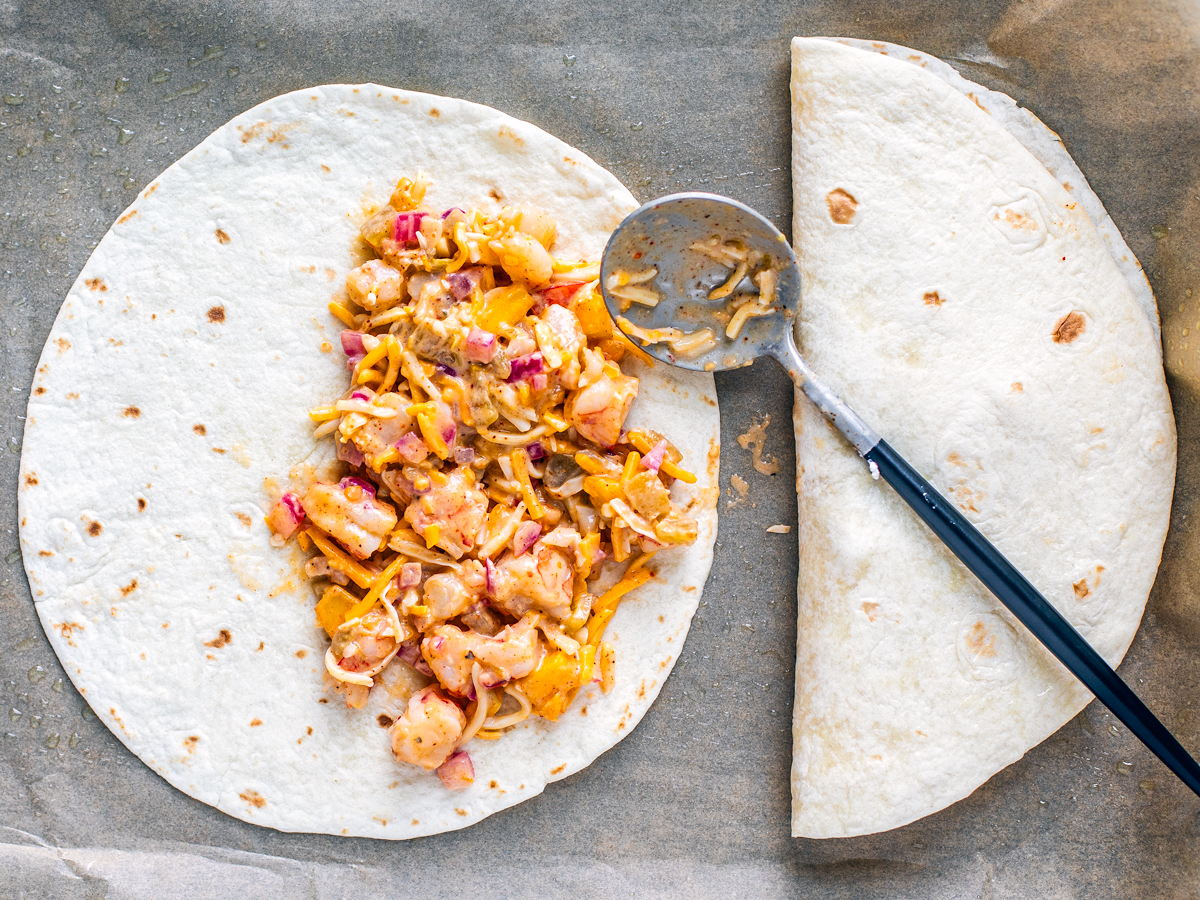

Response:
(789, 38), (1175, 838)
(17, 85), (719, 839)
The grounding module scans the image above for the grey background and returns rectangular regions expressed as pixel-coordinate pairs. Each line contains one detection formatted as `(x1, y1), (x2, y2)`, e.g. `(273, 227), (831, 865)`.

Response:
(2, 0), (1199, 896)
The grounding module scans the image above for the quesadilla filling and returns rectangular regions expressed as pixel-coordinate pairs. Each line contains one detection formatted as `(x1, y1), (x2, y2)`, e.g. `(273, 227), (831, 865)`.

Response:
(267, 175), (699, 790)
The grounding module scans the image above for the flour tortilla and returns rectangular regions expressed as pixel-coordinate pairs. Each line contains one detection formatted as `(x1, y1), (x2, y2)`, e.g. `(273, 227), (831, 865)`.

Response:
(17, 85), (719, 839)
(789, 38), (1175, 838)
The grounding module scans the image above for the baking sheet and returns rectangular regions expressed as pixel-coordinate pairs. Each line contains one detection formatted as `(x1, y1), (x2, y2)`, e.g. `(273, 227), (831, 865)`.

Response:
(2, 0), (1198, 896)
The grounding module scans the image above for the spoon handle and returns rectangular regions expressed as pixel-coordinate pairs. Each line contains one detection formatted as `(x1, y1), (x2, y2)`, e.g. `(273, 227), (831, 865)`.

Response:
(863, 438), (1200, 797)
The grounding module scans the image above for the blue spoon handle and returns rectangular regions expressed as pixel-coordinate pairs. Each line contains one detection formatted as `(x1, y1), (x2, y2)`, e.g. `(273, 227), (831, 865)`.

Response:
(863, 438), (1200, 797)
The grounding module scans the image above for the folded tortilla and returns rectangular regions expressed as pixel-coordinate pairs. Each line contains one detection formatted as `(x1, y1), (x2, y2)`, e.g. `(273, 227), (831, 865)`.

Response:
(789, 38), (1175, 838)
(17, 85), (719, 838)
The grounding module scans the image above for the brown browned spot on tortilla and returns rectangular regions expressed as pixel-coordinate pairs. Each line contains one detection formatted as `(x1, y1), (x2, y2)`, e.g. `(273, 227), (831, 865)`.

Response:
(118, 209), (139, 224)
(497, 125), (523, 147)
(325, 267), (336, 281)
(258, 642), (265, 651)
(1011, 382), (1023, 393)
(66, 391), (79, 399)
(580, 706), (588, 715)
(123, 406), (140, 418)
(489, 780), (498, 789)
(923, 290), (944, 307)
(33, 386), (45, 396)
(214, 228), (231, 245)
(120, 579), (138, 596)
(321, 164), (330, 172)
(295, 648), (307, 659)
(966, 92), (987, 112)
(946, 451), (966, 468)
(377, 713), (394, 728)
(862, 601), (880, 622)
(657, 614), (665, 623)
(550, 764), (566, 775)
(1001, 208), (1037, 233)
(964, 620), (997, 657)
(137, 498), (146, 511)
(54, 338), (71, 353)
(300, 264), (316, 274)
(39, 550), (53, 557)
(488, 187), (503, 201)
(206, 306), (226, 324)
(428, 107), (440, 118)
(239, 790), (266, 808)
(1073, 578), (1090, 600)
(682, 585), (697, 594)
(183, 735), (199, 752)
(85, 277), (107, 292)
(110, 708), (127, 733)
(456, 808), (468, 817)
(212, 447), (226, 454)
(411, 818), (419, 825)
(24, 473), (37, 486)
(826, 188), (858, 225)
(86, 521), (102, 537)
(205, 629), (232, 648)
(235, 512), (253, 528)
(1053, 311), (1087, 344)
(250, 718), (262, 727)
(56, 622), (84, 644)
(193, 424), (207, 435)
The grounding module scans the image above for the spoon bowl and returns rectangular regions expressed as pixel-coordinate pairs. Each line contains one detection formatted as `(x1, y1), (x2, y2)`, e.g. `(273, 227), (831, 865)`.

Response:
(599, 192), (800, 372)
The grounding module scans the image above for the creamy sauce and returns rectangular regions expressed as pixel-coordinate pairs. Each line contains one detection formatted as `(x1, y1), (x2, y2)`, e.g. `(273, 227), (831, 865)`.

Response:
(736, 414), (780, 476)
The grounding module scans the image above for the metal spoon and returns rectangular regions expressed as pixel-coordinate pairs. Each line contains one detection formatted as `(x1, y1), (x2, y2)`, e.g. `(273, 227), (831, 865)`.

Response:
(600, 191), (1200, 798)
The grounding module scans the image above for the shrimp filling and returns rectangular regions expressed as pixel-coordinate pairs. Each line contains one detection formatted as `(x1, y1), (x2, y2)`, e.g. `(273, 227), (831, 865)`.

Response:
(268, 174), (700, 788)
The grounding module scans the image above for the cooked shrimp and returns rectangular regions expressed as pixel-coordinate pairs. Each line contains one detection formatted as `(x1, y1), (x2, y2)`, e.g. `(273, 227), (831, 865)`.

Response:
(422, 613), (542, 696)
(331, 607), (402, 675)
(302, 480), (397, 558)
(404, 466), (488, 559)
(491, 543), (574, 622)
(350, 393), (414, 464)
(389, 686), (466, 769)
(346, 259), (405, 311)
(564, 371), (639, 447)
(423, 568), (481, 621)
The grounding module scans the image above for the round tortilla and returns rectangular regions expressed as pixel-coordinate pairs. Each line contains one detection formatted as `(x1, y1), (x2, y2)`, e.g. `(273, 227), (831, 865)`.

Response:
(789, 39), (1175, 838)
(17, 85), (719, 838)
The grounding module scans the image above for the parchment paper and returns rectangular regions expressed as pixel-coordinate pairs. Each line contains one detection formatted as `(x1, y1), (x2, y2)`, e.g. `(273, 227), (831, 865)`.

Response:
(1, 1), (1198, 896)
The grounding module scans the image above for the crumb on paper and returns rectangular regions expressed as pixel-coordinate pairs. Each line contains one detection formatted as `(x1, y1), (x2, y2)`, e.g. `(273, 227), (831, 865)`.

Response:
(766, 525), (791, 534)
(868, 459), (880, 480)
(736, 414), (780, 476)
(726, 473), (752, 510)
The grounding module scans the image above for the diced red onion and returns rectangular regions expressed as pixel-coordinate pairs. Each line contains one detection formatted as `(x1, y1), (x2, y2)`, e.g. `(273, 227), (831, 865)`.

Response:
(266, 492), (306, 539)
(393, 211), (426, 244)
(641, 439), (668, 473)
(398, 641), (433, 676)
(513, 521), (542, 557)
(484, 557), (497, 594)
(440, 207), (466, 220)
(337, 439), (365, 467)
(395, 432), (429, 464)
(340, 476), (376, 498)
(346, 352), (365, 370)
(478, 670), (507, 689)
(454, 446), (476, 465)
(399, 562), (423, 588)
(506, 353), (544, 383)
(447, 268), (484, 301)
(340, 330), (366, 356)
(350, 390), (372, 402)
(435, 362), (459, 378)
(465, 327), (497, 363)
(525, 442), (546, 462)
(530, 372), (548, 392)
(442, 422), (457, 445)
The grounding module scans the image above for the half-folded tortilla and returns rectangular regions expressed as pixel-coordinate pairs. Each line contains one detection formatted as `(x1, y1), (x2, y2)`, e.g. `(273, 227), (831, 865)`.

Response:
(789, 38), (1175, 838)
(17, 85), (719, 838)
